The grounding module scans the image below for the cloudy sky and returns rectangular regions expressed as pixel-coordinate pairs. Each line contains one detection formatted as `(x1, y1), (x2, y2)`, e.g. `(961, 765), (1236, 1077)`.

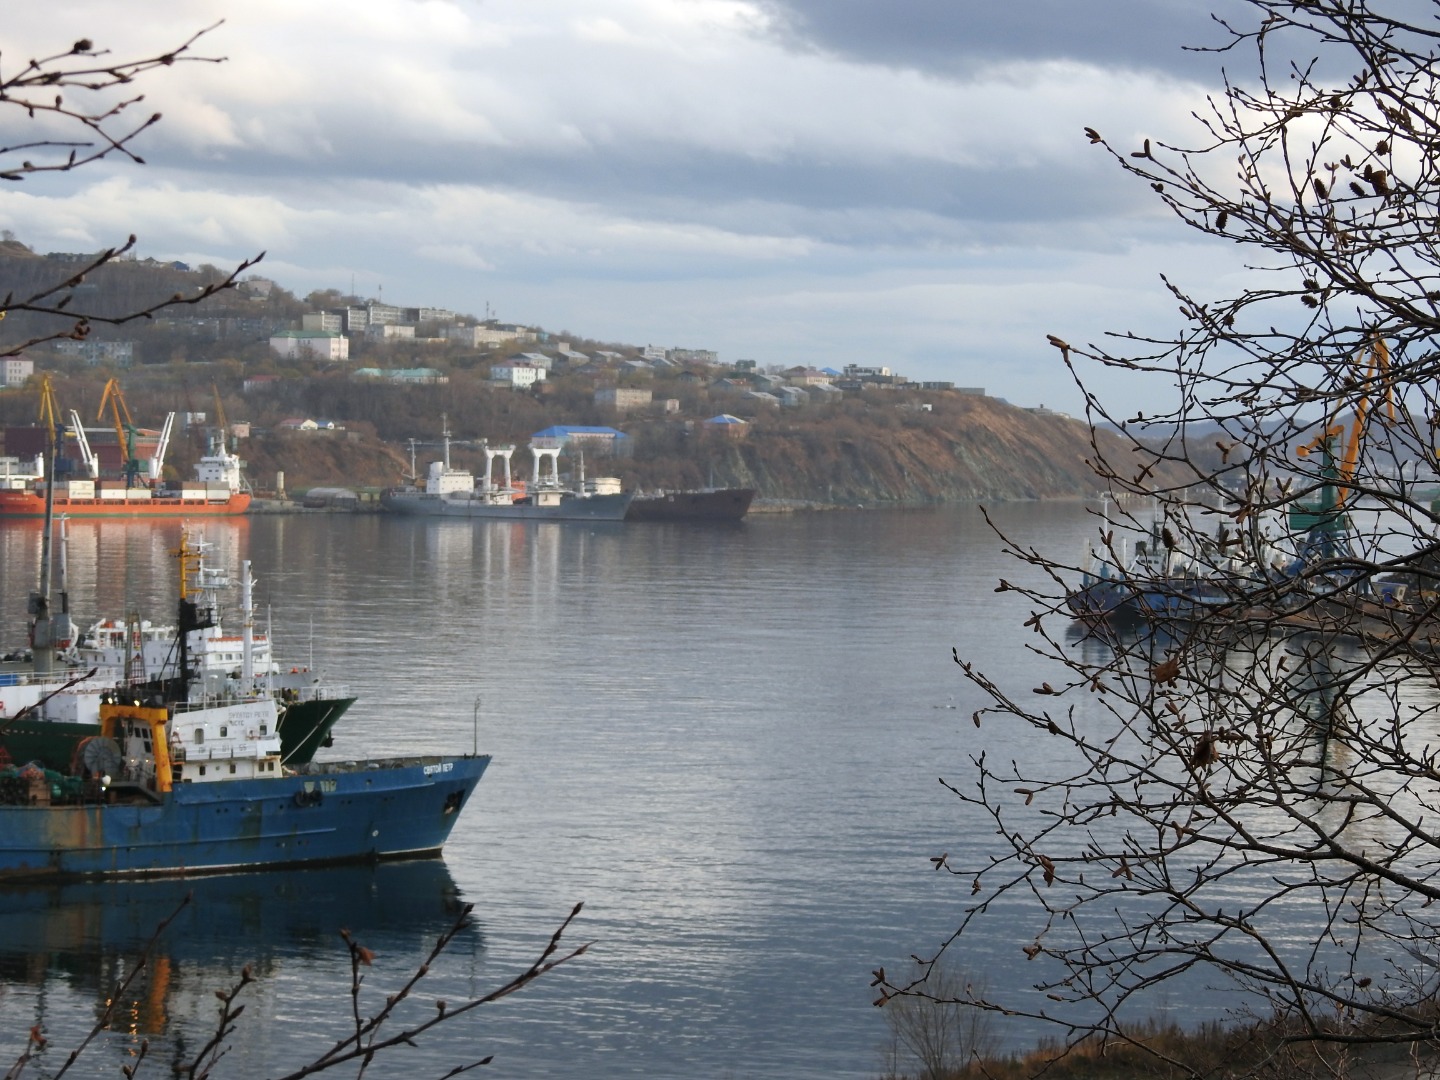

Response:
(1, 0), (1261, 414)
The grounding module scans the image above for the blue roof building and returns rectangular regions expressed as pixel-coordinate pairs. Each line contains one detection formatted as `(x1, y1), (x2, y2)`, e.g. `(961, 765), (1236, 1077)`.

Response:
(531, 425), (631, 457)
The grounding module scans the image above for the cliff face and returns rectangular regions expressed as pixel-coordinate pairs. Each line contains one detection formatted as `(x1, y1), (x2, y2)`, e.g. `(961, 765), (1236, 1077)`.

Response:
(725, 400), (1139, 504)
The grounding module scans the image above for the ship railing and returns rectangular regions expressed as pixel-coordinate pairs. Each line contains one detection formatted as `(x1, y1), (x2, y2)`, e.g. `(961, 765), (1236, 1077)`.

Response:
(173, 690), (272, 711)
(288, 755), (475, 775)
(274, 683), (351, 704)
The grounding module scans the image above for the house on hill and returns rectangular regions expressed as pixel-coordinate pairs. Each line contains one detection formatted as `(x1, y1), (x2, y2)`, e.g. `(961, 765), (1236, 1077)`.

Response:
(0, 356), (33, 387)
(490, 361), (546, 389)
(596, 387), (653, 412)
(704, 414), (749, 438)
(270, 330), (349, 361)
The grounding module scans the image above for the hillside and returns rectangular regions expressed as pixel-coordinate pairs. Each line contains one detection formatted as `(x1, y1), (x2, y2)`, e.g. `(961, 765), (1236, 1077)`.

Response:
(0, 245), (1183, 504)
(184, 394), (1170, 504)
(1, 370), (1178, 503)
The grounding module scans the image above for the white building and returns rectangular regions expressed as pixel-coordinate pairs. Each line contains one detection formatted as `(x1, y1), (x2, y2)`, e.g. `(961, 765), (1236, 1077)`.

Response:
(490, 362), (545, 389)
(53, 340), (135, 367)
(302, 311), (343, 333)
(0, 356), (34, 387)
(445, 324), (535, 348)
(269, 330), (349, 361)
(365, 323), (415, 342)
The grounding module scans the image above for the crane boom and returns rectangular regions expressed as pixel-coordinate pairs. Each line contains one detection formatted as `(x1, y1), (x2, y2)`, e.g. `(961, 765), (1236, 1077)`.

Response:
(211, 383), (229, 453)
(69, 409), (98, 479)
(1294, 338), (1395, 509)
(97, 378), (142, 486)
(1289, 338), (1396, 562)
(150, 412), (174, 482)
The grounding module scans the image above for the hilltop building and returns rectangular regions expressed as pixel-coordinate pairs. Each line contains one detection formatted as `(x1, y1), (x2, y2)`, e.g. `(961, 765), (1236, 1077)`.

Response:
(270, 330), (349, 361)
(0, 356), (33, 387)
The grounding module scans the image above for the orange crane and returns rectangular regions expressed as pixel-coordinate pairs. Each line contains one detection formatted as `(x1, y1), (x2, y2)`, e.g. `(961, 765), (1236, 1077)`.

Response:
(1294, 338), (1395, 506)
(1289, 339), (1395, 554)
(97, 377), (143, 486)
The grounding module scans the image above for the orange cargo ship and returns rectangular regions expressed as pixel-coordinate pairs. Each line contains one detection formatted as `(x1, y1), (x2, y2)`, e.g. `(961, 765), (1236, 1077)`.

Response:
(1, 413), (250, 519)
(0, 484), (250, 518)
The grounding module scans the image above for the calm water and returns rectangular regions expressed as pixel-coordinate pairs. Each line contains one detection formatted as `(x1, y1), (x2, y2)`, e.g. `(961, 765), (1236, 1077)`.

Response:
(0, 505), (1214, 1077)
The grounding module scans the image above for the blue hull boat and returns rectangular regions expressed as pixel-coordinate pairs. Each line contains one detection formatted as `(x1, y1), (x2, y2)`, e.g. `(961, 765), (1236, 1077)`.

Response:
(0, 753), (488, 882)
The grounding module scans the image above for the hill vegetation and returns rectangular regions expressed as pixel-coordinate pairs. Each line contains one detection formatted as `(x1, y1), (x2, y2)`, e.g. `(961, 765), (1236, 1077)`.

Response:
(0, 368), (1176, 502)
(0, 245), (1178, 501)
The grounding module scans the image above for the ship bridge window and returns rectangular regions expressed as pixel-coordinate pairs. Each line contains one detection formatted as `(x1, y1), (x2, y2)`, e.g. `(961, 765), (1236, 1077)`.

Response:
(219, 726), (228, 738)
(194, 729), (205, 745)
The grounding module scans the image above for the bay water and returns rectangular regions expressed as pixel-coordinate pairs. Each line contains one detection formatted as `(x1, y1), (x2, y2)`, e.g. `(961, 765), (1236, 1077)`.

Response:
(0, 504), (1177, 1078)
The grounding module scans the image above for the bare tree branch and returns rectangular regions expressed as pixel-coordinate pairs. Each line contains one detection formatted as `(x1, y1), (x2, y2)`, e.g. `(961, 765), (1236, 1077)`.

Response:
(886, 3), (1440, 1073)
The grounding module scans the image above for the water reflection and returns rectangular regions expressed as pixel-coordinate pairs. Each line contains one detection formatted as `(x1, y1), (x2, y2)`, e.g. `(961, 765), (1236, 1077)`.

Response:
(0, 518), (251, 638)
(0, 860), (479, 1072)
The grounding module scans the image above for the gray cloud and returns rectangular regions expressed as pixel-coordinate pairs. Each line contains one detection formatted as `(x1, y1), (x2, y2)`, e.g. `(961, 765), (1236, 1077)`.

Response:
(755, 0), (1253, 80)
(0, 0), (1269, 417)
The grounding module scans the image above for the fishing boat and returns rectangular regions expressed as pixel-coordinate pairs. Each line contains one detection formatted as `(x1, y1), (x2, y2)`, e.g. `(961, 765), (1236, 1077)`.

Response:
(0, 527), (352, 771)
(381, 426), (632, 521)
(0, 530), (487, 882)
(625, 487), (755, 522)
(0, 696), (487, 882)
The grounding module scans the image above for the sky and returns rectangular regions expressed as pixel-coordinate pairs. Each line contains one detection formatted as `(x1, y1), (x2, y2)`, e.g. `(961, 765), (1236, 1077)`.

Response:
(0, 0), (1264, 416)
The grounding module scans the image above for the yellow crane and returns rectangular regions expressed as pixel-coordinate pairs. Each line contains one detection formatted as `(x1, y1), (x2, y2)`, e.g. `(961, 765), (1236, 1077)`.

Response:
(97, 377), (143, 486)
(35, 373), (61, 445)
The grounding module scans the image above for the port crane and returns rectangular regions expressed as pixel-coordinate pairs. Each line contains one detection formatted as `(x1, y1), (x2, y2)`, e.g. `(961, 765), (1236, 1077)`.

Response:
(1288, 338), (1395, 562)
(211, 382), (229, 454)
(69, 409), (99, 479)
(97, 378), (144, 487)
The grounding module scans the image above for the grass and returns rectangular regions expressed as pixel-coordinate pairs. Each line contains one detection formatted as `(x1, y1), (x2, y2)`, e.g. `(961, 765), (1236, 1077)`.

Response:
(888, 1016), (1439, 1080)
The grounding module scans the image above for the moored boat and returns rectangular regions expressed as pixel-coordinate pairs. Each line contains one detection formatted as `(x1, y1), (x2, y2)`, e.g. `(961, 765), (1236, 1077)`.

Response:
(0, 526), (488, 882)
(0, 407), (250, 519)
(382, 425), (632, 521)
(625, 487), (755, 522)
(0, 529), (352, 770)
(0, 697), (487, 882)
(0, 482), (251, 518)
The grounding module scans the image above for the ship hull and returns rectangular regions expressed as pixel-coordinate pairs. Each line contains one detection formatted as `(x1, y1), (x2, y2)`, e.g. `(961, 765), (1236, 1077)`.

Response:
(0, 490), (250, 518)
(626, 488), (755, 522)
(278, 696), (356, 764)
(0, 754), (488, 882)
(381, 489), (633, 521)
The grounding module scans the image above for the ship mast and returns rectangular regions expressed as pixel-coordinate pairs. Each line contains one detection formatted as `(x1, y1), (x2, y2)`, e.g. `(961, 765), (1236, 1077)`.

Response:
(28, 376), (61, 676)
(241, 559), (255, 685)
